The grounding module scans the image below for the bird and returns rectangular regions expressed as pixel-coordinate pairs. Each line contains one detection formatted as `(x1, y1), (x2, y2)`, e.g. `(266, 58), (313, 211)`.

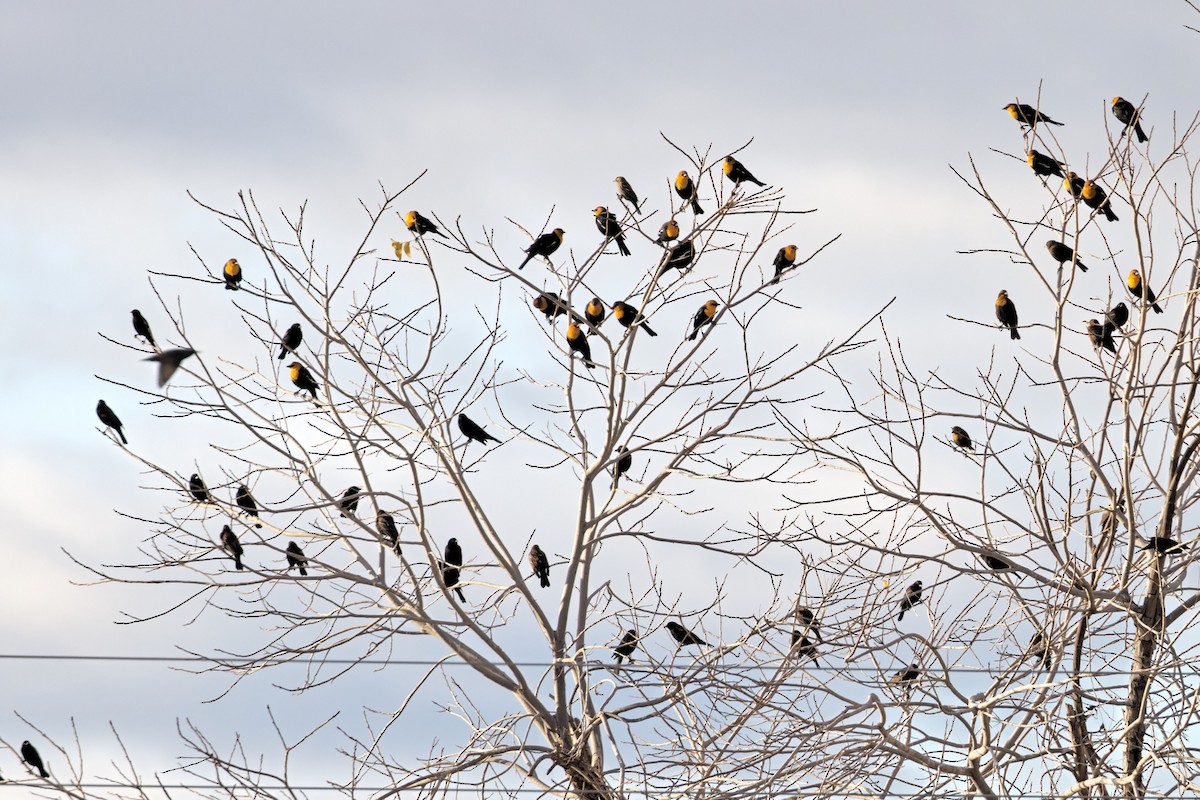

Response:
(518, 228), (565, 270)
(1087, 319), (1117, 354)
(1029, 631), (1052, 671)
(1127, 269), (1163, 313)
(223, 258), (242, 290)
(1081, 180), (1118, 221)
(189, 473), (212, 503)
(655, 218), (680, 246)
(688, 300), (718, 341)
(1112, 96), (1148, 143)
(376, 510), (400, 552)
(566, 322), (595, 369)
(1141, 537), (1187, 555)
(1027, 150), (1065, 179)
(996, 290), (1020, 340)
(532, 292), (585, 325)
(1004, 102), (1063, 127)
(529, 544), (550, 588)
(897, 580), (923, 621)
(614, 176), (640, 212)
(278, 323), (302, 360)
(1100, 498), (1124, 538)
(661, 239), (695, 273)
(287, 361), (320, 399)
(613, 629), (639, 663)
(593, 206), (631, 256)
(445, 538), (463, 569)
(612, 301), (657, 336)
(772, 244), (798, 284)
(723, 155), (765, 187)
(219, 525), (244, 571)
(405, 210), (446, 238)
(982, 554), (1012, 571)
(286, 541), (308, 576)
(950, 426), (974, 451)
(21, 741), (47, 779)
(791, 633), (818, 662)
(145, 348), (197, 387)
(338, 486), (361, 518)
(1045, 240), (1087, 272)
(585, 297), (606, 327)
(1064, 171), (1086, 199)
(614, 445), (632, 485)
(131, 309), (156, 348)
(458, 413), (500, 445)
(442, 565), (467, 602)
(892, 665), (921, 685)
(1106, 302), (1130, 330)
(96, 400), (127, 444)
(665, 620), (708, 647)
(674, 171), (704, 215)
(798, 607), (822, 642)
(236, 485), (263, 529)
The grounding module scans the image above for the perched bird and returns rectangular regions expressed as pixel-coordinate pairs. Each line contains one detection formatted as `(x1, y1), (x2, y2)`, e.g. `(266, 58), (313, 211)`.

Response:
(21, 741), (47, 779)
(593, 206), (631, 256)
(996, 290), (1020, 340)
(614, 176), (640, 212)
(791, 633), (818, 662)
(1027, 150), (1065, 179)
(529, 544), (550, 588)
(1127, 269), (1163, 313)
(1004, 102), (1063, 127)
(458, 412), (500, 445)
(404, 210), (445, 238)
(338, 486), (361, 518)
(145, 348), (197, 387)
(376, 510), (400, 552)
(772, 244), (798, 284)
(798, 607), (822, 642)
(278, 323), (302, 360)
(236, 485), (263, 529)
(982, 554), (1012, 571)
(1082, 180), (1118, 221)
(223, 258), (242, 290)
(613, 629), (639, 663)
(1064, 171), (1086, 199)
(96, 400), (127, 444)
(1045, 240), (1087, 272)
(1100, 498), (1124, 538)
(674, 171), (704, 215)
(688, 300), (718, 341)
(897, 580), (923, 621)
(614, 445), (632, 485)
(1087, 319), (1117, 354)
(566, 322), (595, 369)
(189, 473), (212, 503)
(892, 665), (921, 685)
(665, 620), (708, 648)
(1029, 631), (1052, 671)
(612, 301), (657, 336)
(661, 239), (696, 273)
(445, 538), (463, 569)
(220, 525), (244, 571)
(131, 309), (156, 348)
(1106, 302), (1130, 330)
(287, 361), (320, 399)
(286, 541), (308, 576)
(655, 218), (680, 246)
(1142, 536), (1187, 555)
(723, 155), (765, 187)
(585, 297), (606, 327)
(1112, 96), (1148, 143)
(532, 292), (586, 326)
(442, 565), (467, 602)
(950, 426), (974, 451)
(518, 228), (565, 270)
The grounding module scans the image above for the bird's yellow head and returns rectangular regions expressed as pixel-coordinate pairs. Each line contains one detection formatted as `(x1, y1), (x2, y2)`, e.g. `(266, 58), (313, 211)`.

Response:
(612, 302), (626, 319)
(1004, 103), (1018, 118)
(784, 244), (798, 260)
(675, 171), (690, 188)
(224, 258), (240, 274)
(1112, 96), (1124, 105)
(722, 156), (735, 174)
(567, 322), (582, 339)
(552, 228), (565, 240)
(404, 211), (417, 228)
(587, 298), (603, 313)
(287, 361), (303, 375)
(666, 219), (679, 233)
(1026, 152), (1035, 166)
(593, 206), (607, 217)
(1128, 269), (1141, 287)
(1082, 180), (1098, 198)
(705, 299), (718, 315)
(996, 290), (1009, 305)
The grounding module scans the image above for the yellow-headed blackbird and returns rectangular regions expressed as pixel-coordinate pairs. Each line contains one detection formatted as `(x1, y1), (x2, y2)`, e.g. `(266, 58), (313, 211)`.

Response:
(1142, 536), (1187, 555)
(897, 580), (923, 621)
(287, 361), (320, 399)
(614, 176), (640, 213)
(892, 665), (921, 685)
(613, 629), (639, 663)
(145, 348), (196, 387)
(131, 309), (156, 348)
(1004, 102), (1063, 127)
(666, 620), (708, 647)
(532, 292), (584, 325)
(614, 445), (632, 486)
(586, 297), (606, 327)
(1081, 180), (1118, 221)
(518, 228), (564, 270)
(189, 473), (212, 503)
(279, 323), (302, 360)
(996, 290), (1020, 340)
(1045, 240), (1087, 272)
(405, 210), (445, 238)
(1027, 150), (1065, 179)
(661, 239), (695, 273)
(612, 301), (657, 336)
(529, 544), (550, 588)
(594, 206), (631, 256)
(1087, 319), (1117, 354)
(982, 554), (1012, 571)
(566, 321), (595, 369)
(1106, 302), (1129, 329)
(458, 413), (500, 445)
(286, 541), (308, 576)
(723, 155), (765, 187)
(1064, 171), (1085, 199)
(339, 486), (360, 518)
(655, 218), (680, 246)
(220, 524), (244, 571)
(688, 299), (718, 340)
(21, 741), (47, 779)
(224, 258), (242, 290)
(675, 171), (703, 215)
(798, 607), (822, 642)
(1127, 269), (1163, 313)
(1112, 96), (1148, 143)
(96, 399), (127, 444)
(791, 633), (818, 662)
(950, 426), (974, 451)
(376, 510), (400, 552)
(236, 485), (263, 528)
(772, 244), (798, 284)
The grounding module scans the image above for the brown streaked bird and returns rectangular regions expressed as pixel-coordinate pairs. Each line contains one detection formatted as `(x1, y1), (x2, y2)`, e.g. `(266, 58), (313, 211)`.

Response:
(236, 485), (263, 529)
(566, 322), (595, 369)
(655, 218), (680, 246)
(278, 323), (302, 360)
(1081, 180), (1118, 221)
(223, 258), (242, 290)
(674, 170), (704, 215)
(287, 361), (320, 399)
(518, 228), (565, 270)
(220, 525), (244, 571)
(1064, 171), (1085, 199)
(772, 244), (798, 284)
(96, 400), (127, 444)
(614, 445), (632, 486)
(897, 580), (923, 621)
(950, 426), (974, 451)
(1004, 102), (1063, 127)
(1112, 96), (1148, 143)
(131, 309), (156, 348)
(1127, 269), (1163, 313)
(585, 297), (606, 327)
(1106, 302), (1130, 330)
(286, 541), (308, 576)
(189, 473), (212, 503)
(666, 620), (708, 647)
(1087, 319), (1117, 354)
(145, 348), (196, 387)
(405, 210), (446, 238)
(1027, 150), (1065, 179)
(995, 290), (1020, 340)
(688, 300), (718, 341)
(593, 206), (631, 256)
(376, 510), (400, 552)
(661, 239), (696, 273)
(1045, 240), (1086, 272)
(458, 412), (500, 445)
(723, 155), (765, 187)
(529, 544), (550, 588)
(612, 301), (657, 336)
(614, 176), (640, 213)
(613, 629), (639, 663)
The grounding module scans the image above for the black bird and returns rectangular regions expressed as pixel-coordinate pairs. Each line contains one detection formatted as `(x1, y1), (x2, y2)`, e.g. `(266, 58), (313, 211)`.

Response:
(950, 426), (974, 451)
(339, 486), (361, 518)
(286, 361), (320, 400)
(96, 400), (127, 444)
(1029, 631), (1052, 671)
(585, 297), (606, 327)
(613, 629), (639, 663)
(566, 322), (595, 369)
(723, 155), (765, 187)
(1045, 240), (1087, 272)
(982, 554), (1012, 571)
(1106, 302), (1130, 330)
(614, 446), (632, 485)
(674, 171), (704, 215)
(532, 292), (586, 326)
(21, 741), (47, 779)
(772, 244), (798, 284)
(286, 541), (308, 576)
(1027, 150), (1065, 179)
(442, 564), (466, 602)
(1142, 537), (1187, 555)
(518, 228), (565, 270)
(612, 301), (657, 336)
(145, 348), (197, 387)
(458, 413), (500, 445)
(1112, 96), (1148, 143)
(897, 580), (923, 621)
(665, 620), (708, 648)
(236, 485), (263, 529)
(593, 206), (631, 256)
(892, 665), (921, 685)
(791, 633), (819, 662)
(376, 510), (400, 552)
(223, 258), (242, 290)
(1064, 171), (1086, 199)
(1004, 102), (1063, 127)
(220, 525), (244, 571)
(614, 176), (641, 212)
(131, 309), (156, 348)
(996, 290), (1020, 340)
(1082, 180), (1119, 222)
(1087, 319), (1117, 354)
(189, 473), (212, 503)
(445, 537), (463, 569)
(661, 239), (696, 274)
(655, 218), (680, 246)
(405, 210), (446, 238)
(1127, 269), (1163, 314)
(529, 544), (550, 588)
(278, 323), (302, 359)
(798, 607), (822, 642)
(688, 300), (718, 341)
